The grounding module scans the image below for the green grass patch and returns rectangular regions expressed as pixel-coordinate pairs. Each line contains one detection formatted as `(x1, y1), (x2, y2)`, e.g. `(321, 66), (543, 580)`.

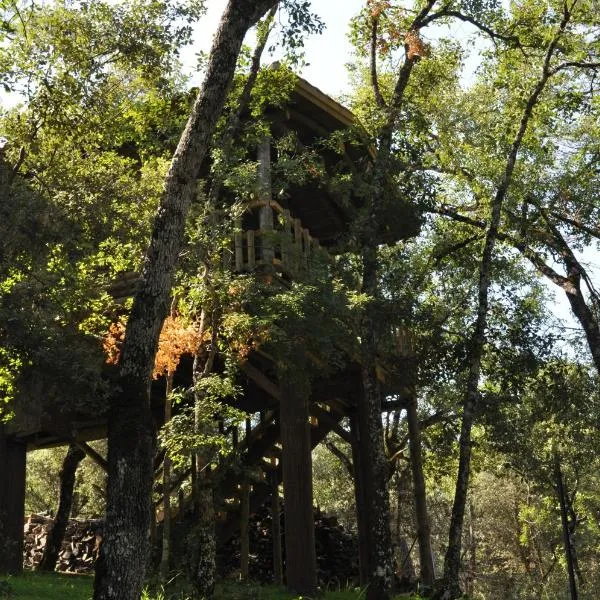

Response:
(2, 571), (92, 600)
(0, 573), (427, 600)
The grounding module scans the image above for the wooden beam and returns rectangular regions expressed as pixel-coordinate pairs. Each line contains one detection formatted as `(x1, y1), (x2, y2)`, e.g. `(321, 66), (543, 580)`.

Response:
(75, 441), (108, 472)
(240, 361), (281, 401)
(311, 405), (356, 446)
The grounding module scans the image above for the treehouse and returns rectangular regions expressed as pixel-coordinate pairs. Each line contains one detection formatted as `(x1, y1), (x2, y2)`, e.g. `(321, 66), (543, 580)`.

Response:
(0, 75), (420, 590)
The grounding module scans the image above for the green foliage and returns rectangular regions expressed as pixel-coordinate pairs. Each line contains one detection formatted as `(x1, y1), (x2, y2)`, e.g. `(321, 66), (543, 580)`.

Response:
(160, 376), (247, 470)
(26, 443), (107, 518)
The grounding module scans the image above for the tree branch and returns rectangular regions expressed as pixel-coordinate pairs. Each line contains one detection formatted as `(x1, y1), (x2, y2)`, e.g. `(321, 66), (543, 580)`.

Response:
(370, 15), (387, 109)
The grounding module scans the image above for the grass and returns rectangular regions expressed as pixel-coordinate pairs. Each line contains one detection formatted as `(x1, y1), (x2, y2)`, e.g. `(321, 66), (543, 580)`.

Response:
(0, 573), (428, 600)
(2, 571), (92, 600)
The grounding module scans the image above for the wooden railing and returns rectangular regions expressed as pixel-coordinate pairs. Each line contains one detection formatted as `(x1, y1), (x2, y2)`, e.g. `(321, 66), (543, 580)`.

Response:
(233, 200), (325, 277)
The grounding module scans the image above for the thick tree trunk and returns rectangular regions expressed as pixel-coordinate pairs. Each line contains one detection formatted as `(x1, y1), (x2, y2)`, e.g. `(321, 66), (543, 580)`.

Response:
(357, 12), (437, 600)
(93, 377), (156, 600)
(358, 247), (394, 600)
(0, 429), (26, 574)
(406, 396), (435, 588)
(92, 2), (278, 599)
(279, 372), (317, 596)
(39, 443), (86, 572)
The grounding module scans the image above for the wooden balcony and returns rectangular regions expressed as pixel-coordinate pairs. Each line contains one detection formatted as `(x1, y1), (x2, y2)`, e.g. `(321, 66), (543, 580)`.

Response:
(233, 199), (326, 278)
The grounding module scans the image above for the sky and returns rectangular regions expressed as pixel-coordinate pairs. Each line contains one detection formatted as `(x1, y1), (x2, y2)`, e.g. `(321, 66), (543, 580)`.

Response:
(183, 0), (364, 98)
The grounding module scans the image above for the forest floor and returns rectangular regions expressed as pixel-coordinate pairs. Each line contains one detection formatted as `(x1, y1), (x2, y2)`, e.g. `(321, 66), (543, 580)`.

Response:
(0, 572), (426, 599)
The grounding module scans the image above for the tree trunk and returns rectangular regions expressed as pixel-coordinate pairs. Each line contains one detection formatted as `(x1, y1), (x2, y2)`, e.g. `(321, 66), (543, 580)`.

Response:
(406, 396), (435, 588)
(38, 443), (86, 572)
(350, 415), (370, 586)
(185, 349), (218, 599)
(279, 372), (318, 596)
(358, 244), (395, 600)
(159, 373), (174, 582)
(555, 454), (578, 600)
(436, 15), (570, 598)
(92, 2), (278, 599)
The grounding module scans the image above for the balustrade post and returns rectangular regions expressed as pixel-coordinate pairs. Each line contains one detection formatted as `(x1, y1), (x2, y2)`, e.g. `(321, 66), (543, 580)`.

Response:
(258, 137), (274, 269)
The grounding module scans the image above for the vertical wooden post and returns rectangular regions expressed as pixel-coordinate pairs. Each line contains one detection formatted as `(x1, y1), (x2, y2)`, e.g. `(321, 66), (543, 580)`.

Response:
(234, 217), (244, 272)
(239, 481), (251, 582)
(258, 137), (274, 268)
(279, 374), (317, 596)
(302, 229), (311, 269)
(270, 469), (283, 585)
(0, 428), (26, 574)
(293, 219), (303, 274)
(240, 417), (253, 582)
(247, 231), (256, 270)
(281, 209), (292, 272)
(178, 488), (185, 523)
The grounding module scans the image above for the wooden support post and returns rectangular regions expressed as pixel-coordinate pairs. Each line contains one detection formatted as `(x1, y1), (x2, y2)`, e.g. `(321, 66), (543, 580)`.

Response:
(270, 470), (283, 585)
(258, 138), (274, 268)
(234, 217), (244, 272)
(281, 209), (292, 271)
(239, 480), (251, 582)
(247, 230), (256, 270)
(293, 219), (302, 274)
(302, 229), (311, 268)
(279, 375), (317, 596)
(178, 488), (185, 523)
(0, 428), (26, 574)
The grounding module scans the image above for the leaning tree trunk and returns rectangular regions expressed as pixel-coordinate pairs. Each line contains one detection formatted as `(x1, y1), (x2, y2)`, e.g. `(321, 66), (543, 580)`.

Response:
(436, 14), (571, 599)
(93, 3), (278, 599)
(38, 443), (86, 572)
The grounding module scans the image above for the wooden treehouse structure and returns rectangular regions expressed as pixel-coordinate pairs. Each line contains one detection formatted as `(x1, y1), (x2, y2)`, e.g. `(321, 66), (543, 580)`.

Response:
(0, 76), (420, 591)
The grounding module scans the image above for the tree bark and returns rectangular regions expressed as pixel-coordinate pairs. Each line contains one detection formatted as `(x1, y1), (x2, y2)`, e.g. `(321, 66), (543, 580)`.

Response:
(437, 11), (572, 598)
(279, 371), (318, 596)
(38, 443), (86, 572)
(159, 373), (174, 582)
(406, 396), (435, 588)
(350, 416), (370, 587)
(358, 5), (440, 598)
(555, 454), (578, 600)
(93, 3), (278, 599)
